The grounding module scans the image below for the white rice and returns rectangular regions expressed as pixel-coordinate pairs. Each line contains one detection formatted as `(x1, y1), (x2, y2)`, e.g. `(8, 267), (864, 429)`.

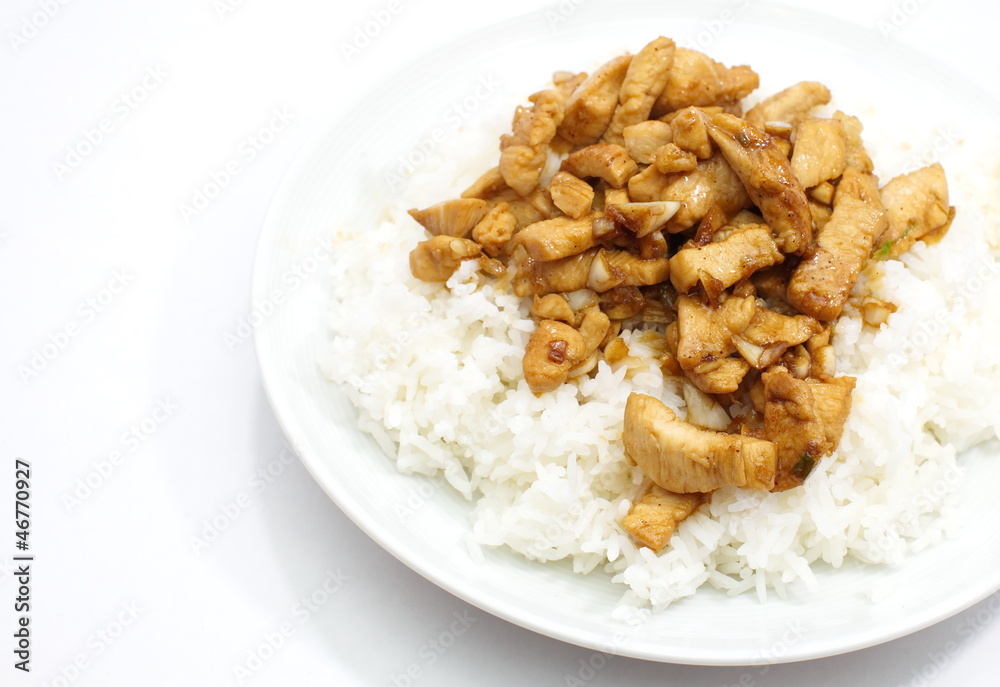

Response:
(321, 115), (1000, 612)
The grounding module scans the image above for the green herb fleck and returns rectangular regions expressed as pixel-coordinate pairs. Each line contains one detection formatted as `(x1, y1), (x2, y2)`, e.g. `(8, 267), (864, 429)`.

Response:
(874, 241), (892, 260)
(792, 452), (816, 480)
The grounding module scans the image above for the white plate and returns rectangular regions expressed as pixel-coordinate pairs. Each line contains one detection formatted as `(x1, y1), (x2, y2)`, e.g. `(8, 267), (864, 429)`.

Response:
(253, 1), (1000, 665)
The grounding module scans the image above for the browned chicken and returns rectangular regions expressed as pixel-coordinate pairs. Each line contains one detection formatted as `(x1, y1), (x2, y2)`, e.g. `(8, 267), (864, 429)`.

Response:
(547, 171), (595, 219)
(471, 203), (518, 256)
(522, 320), (588, 393)
(669, 224), (784, 298)
(622, 484), (708, 552)
(654, 47), (759, 115)
(409, 235), (482, 281)
(587, 248), (670, 292)
(745, 81), (831, 127)
(630, 151), (750, 231)
(707, 113), (813, 254)
(806, 376), (856, 447)
(832, 111), (874, 173)
(408, 199), (489, 237)
(670, 107), (713, 159)
(559, 55), (633, 146)
(461, 166), (508, 200)
(562, 143), (638, 188)
(762, 367), (832, 492)
(790, 118), (847, 190)
(513, 215), (596, 262)
(605, 201), (681, 237)
(735, 304), (821, 369)
(623, 393), (777, 493)
(788, 194), (887, 321)
(514, 248), (597, 297)
(622, 120), (674, 163)
(603, 37), (676, 146)
(876, 163), (953, 257)
(650, 143), (699, 174)
(530, 293), (576, 324)
(675, 295), (755, 393)
(499, 88), (565, 196)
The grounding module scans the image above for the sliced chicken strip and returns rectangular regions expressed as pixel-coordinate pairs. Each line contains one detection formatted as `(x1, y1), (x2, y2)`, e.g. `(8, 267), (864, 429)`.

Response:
(558, 54), (633, 146)
(745, 81), (831, 128)
(707, 112), (812, 254)
(790, 118), (847, 189)
(669, 224), (784, 298)
(408, 199), (489, 238)
(603, 36), (676, 146)
(788, 192), (886, 321)
(623, 393), (777, 493)
(561, 143), (639, 188)
(876, 163), (953, 258)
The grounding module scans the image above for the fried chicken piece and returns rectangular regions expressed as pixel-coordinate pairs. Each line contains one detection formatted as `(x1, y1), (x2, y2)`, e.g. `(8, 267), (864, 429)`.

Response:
(603, 36), (676, 146)
(522, 320), (587, 393)
(707, 113), (812, 254)
(471, 203), (517, 257)
(790, 118), (847, 189)
(622, 484), (708, 552)
(669, 224), (783, 298)
(623, 393), (777, 493)
(762, 367), (832, 492)
(622, 120), (674, 164)
(408, 199), (489, 238)
(653, 47), (759, 115)
(514, 215), (596, 262)
(745, 81), (831, 127)
(409, 235), (482, 281)
(788, 188), (887, 321)
(629, 151), (750, 232)
(561, 143), (639, 188)
(499, 88), (565, 196)
(548, 171), (595, 219)
(876, 163), (953, 258)
(558, 54), (633, 146)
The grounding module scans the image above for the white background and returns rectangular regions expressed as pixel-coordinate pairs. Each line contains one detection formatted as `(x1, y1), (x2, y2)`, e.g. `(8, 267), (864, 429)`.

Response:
(2, 0), (999, 685)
